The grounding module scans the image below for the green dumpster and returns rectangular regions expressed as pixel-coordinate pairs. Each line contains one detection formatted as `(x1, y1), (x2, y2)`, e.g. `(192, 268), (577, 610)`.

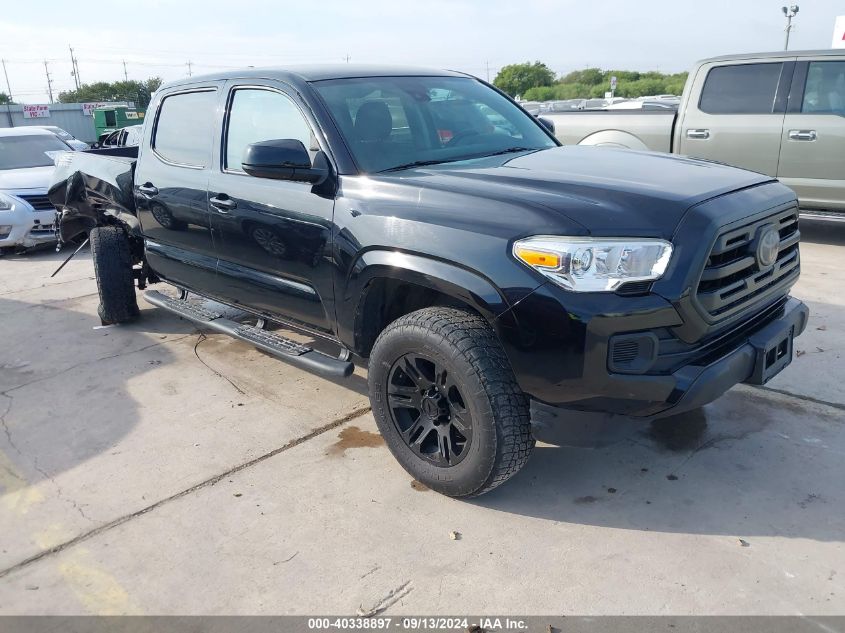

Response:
(93, 106), (146, 139)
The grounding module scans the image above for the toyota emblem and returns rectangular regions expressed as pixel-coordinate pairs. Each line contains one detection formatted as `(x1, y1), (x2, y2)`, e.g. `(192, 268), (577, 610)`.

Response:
(756, 226), (780, 268)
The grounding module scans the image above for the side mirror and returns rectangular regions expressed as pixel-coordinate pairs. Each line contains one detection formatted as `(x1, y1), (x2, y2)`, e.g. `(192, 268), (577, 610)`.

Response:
(242, 139), (327, 184)
(537, 117), (555, 135)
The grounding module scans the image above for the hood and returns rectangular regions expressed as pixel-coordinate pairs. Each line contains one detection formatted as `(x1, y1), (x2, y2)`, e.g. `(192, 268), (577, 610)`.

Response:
(0, 166), (55, 193)
(375, 146), (774, 239)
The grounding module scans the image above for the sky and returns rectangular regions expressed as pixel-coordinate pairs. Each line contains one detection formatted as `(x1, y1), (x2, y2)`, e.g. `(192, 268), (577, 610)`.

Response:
(1, 0), (843, 103)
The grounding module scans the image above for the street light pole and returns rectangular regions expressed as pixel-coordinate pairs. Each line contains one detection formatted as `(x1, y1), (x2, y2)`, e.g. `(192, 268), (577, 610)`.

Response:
(782, 5), (799, 51)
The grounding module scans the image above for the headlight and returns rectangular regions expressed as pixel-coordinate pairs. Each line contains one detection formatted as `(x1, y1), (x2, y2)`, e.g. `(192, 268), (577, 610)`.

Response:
(0, 192), (16, 211)
(513, 236), (673, 292)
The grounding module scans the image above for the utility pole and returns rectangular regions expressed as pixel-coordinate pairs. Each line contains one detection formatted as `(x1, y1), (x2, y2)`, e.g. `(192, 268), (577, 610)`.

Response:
(2, 59), (13, 103)
(782, 5), (799, 50)
(486, 60), (490, 83)
(186, 60), (193, 77)
(2, 59), (13, 127)
(44, 60), (54, 103)
(123, 60), (128, 81)
(69, 45), (80, 90)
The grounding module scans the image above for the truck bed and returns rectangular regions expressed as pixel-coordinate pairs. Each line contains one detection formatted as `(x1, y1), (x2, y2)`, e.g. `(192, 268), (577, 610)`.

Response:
(545, 110), (676, 153)
(48, 149), (138, 243)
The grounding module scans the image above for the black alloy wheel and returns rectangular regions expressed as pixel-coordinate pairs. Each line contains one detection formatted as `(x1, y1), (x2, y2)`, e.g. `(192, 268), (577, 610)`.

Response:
(387, 353), (472, 467)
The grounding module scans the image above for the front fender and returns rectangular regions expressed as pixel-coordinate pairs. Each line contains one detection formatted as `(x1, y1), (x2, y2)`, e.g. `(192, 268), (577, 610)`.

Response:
(337, 249), (512, 352)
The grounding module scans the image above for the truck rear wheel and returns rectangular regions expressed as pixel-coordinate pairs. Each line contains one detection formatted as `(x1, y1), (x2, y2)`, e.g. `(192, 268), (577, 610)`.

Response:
(368, 307), (534, 497)
(90, 226), (139, 325)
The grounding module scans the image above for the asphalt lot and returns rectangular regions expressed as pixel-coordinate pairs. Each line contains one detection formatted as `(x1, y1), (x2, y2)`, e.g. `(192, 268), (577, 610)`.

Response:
(0, 220), (843, 615)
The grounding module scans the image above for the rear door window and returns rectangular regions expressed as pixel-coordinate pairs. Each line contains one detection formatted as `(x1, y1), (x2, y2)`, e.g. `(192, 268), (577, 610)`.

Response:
(801, 61), (845, 114)
(153, 90), (217, 167)
(699, 63), (783, 114)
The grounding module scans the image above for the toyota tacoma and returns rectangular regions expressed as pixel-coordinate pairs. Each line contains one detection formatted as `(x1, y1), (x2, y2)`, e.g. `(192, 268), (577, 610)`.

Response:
(49, 65), (809, 497)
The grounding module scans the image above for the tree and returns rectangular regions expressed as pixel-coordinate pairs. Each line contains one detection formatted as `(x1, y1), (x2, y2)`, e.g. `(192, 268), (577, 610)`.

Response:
(520, 67), (690, 101)
(0, 92), (13, 105)
(58, 78), (163, 109)
(494, 62), (556, 97)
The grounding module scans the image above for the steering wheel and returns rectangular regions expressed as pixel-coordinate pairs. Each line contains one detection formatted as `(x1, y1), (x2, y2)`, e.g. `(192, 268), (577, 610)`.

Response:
(446, 129), (481, 146)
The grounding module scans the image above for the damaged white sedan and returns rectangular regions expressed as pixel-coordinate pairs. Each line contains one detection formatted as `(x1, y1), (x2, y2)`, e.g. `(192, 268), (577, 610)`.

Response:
(0, 127), (70, 252)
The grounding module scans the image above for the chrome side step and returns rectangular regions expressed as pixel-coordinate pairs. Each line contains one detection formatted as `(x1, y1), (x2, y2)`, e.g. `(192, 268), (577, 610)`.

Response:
(144, 290), (354, 379)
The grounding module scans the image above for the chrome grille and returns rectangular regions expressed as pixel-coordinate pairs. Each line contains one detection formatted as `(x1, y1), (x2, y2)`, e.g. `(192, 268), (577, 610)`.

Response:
(696, 207), (799, 319)
(18, 194), (54, 211)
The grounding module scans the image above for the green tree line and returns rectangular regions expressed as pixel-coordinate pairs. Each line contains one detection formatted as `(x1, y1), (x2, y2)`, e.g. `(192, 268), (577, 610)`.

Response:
(58, 78), (163, 109)
(493, 61), (688, 101)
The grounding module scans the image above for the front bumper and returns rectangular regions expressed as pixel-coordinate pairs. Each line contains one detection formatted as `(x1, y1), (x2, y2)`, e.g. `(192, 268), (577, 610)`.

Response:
(496, 282), (808, 418)
(647, 297), (807, 418)
(0, 207), (57, 248)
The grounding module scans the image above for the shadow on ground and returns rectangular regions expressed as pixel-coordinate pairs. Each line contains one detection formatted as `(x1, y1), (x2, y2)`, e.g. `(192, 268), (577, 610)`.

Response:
(0, 295), (169, 487)
(800, 219), (845, 246)
(474, 385), (844, 541)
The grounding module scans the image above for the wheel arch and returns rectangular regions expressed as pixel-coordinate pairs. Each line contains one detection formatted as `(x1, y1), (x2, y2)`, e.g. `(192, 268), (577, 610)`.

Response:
(342, 250), (511, 357)
(578, 129), (649, 151)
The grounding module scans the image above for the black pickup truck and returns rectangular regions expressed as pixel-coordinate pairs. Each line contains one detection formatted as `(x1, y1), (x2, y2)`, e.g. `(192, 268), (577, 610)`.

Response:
(49, 65), (808, 497)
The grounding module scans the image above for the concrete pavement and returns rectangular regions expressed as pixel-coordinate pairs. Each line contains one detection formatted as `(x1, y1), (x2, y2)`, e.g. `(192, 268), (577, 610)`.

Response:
(0, 221), (842, 614)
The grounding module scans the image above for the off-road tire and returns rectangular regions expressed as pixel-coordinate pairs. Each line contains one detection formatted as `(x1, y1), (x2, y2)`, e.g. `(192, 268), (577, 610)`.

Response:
(90, 226), (139, 325)
(368, 307), (534, 497)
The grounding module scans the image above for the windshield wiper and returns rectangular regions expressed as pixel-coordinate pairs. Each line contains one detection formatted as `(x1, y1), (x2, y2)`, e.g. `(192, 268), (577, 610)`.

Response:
(485, 146), (539, 157)
(379, 158), (463, 173)
(378, 147), (541, 174)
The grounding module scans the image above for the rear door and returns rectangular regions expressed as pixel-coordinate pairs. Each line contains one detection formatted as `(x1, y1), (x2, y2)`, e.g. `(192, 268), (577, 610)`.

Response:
(678, 59), (794, 176)
(777, 59), (845, 211)
(135, 85), (221, 291)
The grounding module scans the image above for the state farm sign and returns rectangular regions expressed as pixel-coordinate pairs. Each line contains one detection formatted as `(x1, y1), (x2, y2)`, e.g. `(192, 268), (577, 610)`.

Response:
(82, 101), (129, 116)
(22, 104), (51, 119)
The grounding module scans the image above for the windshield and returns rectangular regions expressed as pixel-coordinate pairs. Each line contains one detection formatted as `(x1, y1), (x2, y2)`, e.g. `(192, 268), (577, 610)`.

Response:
(0, 134), (69, 170)
(314, 76), (557, 173)
(45, 126), (73, 140)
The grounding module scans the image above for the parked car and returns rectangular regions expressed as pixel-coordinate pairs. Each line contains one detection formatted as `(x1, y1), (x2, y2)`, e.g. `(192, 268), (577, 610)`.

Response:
(547, 50), (845, 217)
(50, 65), (808, 496)
(92, 125), (143, 149)
(37, 126), (90, 151)
(0, 127), (69, 252)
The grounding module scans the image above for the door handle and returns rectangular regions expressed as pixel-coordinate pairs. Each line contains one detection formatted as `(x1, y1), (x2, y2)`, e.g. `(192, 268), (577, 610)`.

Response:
(138, 183), (159, 196)
(209, 195), (237, 213)
(686, 129), (710, 139)
(788, 130), (817, 141)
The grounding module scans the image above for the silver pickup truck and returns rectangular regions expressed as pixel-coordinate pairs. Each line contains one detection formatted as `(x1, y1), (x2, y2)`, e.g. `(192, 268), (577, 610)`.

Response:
(548, 50), (845, 218)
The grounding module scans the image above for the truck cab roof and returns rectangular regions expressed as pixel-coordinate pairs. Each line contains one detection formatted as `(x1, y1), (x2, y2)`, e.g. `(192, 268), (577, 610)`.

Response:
(698, 49), (845, 64)
(160, 64), (467, 92)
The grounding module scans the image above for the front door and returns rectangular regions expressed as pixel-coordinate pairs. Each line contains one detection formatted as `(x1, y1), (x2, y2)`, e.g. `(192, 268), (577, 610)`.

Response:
(677, 60), (792, 176)
(778, 59), (845, 211)
(135, 86), (220, 291)
(208, 82), (335, 334)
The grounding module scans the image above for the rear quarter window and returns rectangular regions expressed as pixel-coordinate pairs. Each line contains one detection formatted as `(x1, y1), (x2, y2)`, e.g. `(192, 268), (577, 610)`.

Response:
(153, 90), (217, 167)
(699, 63), (783, 114)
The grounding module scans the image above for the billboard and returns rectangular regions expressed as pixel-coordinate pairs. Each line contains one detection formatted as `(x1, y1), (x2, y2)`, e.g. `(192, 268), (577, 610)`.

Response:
(834, 15), (845, 49)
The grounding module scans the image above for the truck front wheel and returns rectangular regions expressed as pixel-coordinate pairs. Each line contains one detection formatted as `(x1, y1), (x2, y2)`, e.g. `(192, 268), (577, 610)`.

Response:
(368, 307), (534, 497)
(90, 226), (140, 325)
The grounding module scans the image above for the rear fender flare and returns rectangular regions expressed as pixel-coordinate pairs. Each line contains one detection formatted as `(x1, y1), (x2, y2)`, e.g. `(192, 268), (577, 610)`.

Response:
(578, 130), (649, 151)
